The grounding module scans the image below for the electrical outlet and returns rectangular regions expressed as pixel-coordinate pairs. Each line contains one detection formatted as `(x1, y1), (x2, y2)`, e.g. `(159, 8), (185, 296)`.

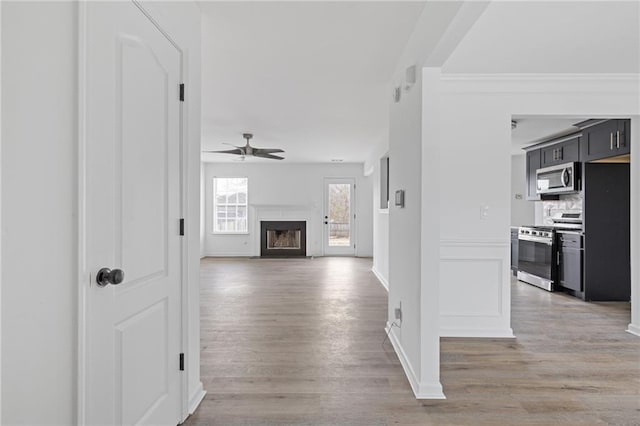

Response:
(394, 302), (402, 321)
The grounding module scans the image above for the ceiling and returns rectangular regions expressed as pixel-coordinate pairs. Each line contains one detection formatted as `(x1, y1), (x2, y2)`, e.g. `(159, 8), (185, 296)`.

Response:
(199, 1), (639, 164)
(443, 1), (640, 73)
(199, 1), (427, 163)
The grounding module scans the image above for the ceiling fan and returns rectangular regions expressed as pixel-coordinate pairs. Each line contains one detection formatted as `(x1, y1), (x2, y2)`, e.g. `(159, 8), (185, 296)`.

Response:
(203, 133), (285, 160)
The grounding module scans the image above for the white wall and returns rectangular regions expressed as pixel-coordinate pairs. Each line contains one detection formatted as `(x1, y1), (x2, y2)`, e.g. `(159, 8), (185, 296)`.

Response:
(387, 72), (425, 391)
(511, 154), (534, 227)
(629, 116), (640, 337)
(1, 2), (203, 424)
(375, 1), (489, 400)
(371, 160), (389, 290)
(202, 162), (373, 257)
(200, 163), (206, 257)
(1, 2), (77, 424)
(2, 3), (77, 423)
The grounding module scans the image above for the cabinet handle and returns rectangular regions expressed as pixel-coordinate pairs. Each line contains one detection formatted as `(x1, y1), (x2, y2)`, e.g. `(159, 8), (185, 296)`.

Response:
(610, 133), (614, 150)
(616, 130), (620, 149)
(557, 251), (560, 266)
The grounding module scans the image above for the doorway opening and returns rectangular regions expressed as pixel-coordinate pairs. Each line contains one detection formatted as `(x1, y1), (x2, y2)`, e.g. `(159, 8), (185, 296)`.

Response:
(510, 115), (634, 328)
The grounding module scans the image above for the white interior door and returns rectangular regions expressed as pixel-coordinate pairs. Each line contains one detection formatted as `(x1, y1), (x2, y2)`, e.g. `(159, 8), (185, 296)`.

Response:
(83, 2), (182, 425)
(323, 178), (356, 256)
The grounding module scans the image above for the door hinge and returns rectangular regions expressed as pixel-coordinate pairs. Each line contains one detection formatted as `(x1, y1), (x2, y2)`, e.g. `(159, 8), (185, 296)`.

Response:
(354, 244), (356, 249)
(179, 353), (185, 371)
(179, 83), (185, 102)
(179, 218), (185, 236)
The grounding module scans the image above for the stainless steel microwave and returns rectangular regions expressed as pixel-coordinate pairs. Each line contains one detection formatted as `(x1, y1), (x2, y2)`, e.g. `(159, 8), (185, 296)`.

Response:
(536, 162), (579, 195)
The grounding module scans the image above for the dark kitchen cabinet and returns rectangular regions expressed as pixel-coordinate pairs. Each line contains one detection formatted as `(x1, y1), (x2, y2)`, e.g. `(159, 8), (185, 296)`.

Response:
(557, 232), (582, 293)
(582, 162), (630, 301)
(525, 149), (541, 200)
(540, 136), (580, 168)
(581, 119), (630, 162)
(511, 228), (519, 276)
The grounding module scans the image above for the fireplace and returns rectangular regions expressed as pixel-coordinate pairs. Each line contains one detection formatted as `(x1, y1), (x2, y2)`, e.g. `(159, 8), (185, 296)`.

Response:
(260, 221), (306, 257)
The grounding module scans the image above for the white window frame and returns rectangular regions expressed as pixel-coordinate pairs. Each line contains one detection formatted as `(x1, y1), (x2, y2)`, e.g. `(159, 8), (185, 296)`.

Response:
(212, 177), (249, 234)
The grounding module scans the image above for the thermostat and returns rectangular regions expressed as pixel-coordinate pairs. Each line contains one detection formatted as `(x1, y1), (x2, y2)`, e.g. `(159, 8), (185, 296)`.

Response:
(395, 190), (405, 208)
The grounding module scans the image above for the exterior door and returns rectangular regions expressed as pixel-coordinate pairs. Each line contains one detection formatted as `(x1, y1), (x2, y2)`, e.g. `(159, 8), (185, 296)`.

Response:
(82, 2), (182, 425)
(323, 178), (356, 256)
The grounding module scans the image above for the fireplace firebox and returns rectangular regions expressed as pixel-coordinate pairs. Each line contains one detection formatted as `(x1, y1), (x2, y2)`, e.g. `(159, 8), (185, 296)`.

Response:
(260, 221), (306, 257)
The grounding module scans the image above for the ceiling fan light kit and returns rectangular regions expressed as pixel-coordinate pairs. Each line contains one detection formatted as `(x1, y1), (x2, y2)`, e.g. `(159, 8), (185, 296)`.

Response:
(203, 132), (285, 160)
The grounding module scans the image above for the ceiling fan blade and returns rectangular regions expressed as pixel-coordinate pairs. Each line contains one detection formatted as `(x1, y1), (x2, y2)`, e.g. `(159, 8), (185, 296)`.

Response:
(222, 142), (244, 148)
(202, 148), (244, 155)
(254, 152), (284, 160)
(254, 148), (285, 154)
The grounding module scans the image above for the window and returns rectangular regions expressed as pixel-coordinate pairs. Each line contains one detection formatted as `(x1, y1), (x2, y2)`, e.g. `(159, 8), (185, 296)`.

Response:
(213, 177), (248, 233)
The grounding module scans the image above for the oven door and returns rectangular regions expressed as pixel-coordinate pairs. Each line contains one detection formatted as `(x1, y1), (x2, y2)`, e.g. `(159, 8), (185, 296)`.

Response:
(518, 234), (555, 286)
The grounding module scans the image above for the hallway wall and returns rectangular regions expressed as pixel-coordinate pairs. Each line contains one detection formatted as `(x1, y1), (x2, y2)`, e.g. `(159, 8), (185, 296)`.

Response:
(2, 3), (77, 423)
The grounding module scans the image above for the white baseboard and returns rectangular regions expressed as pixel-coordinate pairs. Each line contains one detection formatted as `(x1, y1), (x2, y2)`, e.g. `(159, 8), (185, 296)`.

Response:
(627, 323), (640, 337)
(188, 382), (206, 415)
(385, 323), (446, 400)
(371, 266), (389, 291)
(440, 326), (515, 338)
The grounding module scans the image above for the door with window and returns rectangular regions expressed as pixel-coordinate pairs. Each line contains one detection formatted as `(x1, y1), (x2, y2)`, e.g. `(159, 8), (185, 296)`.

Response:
(323, 178), (356, 256)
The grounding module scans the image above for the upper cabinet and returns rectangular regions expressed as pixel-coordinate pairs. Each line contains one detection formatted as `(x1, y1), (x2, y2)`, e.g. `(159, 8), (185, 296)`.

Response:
(526, 149), (541, 200)
(523, 119), (631, 201)
(540, 135), (580, 168)
(581, 119), (630, 162)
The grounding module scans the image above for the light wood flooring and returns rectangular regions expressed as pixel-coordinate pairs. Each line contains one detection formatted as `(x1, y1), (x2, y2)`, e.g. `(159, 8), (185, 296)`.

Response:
(184, 257), (639, 425)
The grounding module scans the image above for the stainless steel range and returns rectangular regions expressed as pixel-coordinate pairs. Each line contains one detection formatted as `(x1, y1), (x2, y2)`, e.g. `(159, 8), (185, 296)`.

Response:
(551, 212), (583, 230)
(517, 226), (556, 291)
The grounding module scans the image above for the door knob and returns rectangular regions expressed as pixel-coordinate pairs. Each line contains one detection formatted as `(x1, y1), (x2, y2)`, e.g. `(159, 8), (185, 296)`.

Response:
(96, 268), (125, 287)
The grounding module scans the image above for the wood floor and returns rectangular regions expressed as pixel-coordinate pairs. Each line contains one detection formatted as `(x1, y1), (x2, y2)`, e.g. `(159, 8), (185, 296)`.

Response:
(184, 257), (640, 426)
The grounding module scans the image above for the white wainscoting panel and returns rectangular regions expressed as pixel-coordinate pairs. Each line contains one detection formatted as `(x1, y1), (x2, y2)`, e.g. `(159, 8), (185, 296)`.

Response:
(439, 239), (515, 338)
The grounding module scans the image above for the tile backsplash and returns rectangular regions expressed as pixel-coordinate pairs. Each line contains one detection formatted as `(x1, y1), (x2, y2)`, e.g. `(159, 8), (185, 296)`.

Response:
(539, 194), (583, 226)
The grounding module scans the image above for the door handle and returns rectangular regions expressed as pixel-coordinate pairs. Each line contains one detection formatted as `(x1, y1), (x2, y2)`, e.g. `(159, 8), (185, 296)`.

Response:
(616, 130), (620, 149)
(610, 132), (614, 150)
(96, 268), (125, 287)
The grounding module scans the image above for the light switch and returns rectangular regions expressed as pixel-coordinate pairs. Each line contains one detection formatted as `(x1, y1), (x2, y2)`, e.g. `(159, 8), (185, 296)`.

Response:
(480, 204), (489, 220)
